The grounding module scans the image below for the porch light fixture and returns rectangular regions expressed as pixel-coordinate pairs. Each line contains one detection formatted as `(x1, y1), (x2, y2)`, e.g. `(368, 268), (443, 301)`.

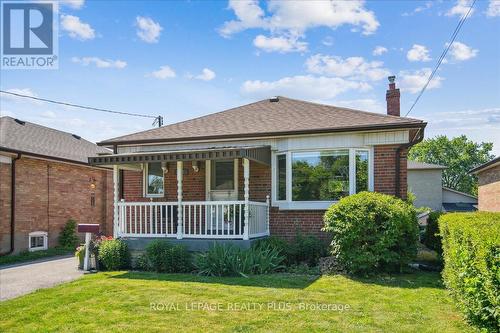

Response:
(192, 161), (199, 173)
(161, 162), (168, 173)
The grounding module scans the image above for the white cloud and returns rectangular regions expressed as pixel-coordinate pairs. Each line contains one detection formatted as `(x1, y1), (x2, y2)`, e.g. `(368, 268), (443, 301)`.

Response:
(135, 16), (162, 43)
(190, 68), (216, 81)
(446, 0), (475, 17)
(407, 44), (431, 62)
(219, 0), (380, 48)
(322, 36), (334, 46)
(147, 65), (176, 79)
(402, 1), (433, 16)
(241, 75), (371, 101)
(60, 15), (95, 40)
(72, 57), (127, 69)
(447, 41), (478, 61)
(372, 46), (388, 56)
(1, 88), (42, 105)
(487, 0), (500, 17)
(305, 54), (390, 81)
(60, 0), (85, 9)
(334, 98), (385, 114)
(253, 34), (307, 53)
(399, 68), (444, 94)
(41, 111), (57, 119)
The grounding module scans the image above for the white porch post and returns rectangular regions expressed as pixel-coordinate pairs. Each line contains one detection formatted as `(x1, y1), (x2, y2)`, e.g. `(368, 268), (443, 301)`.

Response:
(243, 158), (250, 240)
(176, 161), (183, 239)
(266, 194), (270, 236)
(113, 165), (119, 238)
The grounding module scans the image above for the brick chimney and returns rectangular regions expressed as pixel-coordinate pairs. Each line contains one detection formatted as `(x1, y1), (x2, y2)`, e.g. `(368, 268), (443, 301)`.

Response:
(386, 75), (400, 117)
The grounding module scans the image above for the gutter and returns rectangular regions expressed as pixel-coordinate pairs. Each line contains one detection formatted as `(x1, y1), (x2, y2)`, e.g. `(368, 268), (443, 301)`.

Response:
(395, 127), (425, 198)
(1, 153), (21, 256)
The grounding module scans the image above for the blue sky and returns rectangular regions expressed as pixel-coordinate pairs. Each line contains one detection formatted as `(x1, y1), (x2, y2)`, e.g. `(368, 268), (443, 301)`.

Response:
(1, 0), (500, 154)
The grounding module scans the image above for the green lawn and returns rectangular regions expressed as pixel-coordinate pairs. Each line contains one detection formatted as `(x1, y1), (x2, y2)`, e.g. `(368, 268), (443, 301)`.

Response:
(0, 271), (471, 332)
(0, 248), (72, 267)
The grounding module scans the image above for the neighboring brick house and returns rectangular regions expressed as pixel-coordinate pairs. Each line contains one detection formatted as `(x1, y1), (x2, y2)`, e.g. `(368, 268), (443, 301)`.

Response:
(88, 77), (426, 248)
(470, 157), (500, 212)
(0, 117), (113, 254)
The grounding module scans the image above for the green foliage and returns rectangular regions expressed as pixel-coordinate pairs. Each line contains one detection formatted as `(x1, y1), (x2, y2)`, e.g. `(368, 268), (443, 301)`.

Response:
(408, 135), (494, 195)
(423, 211), (444, 255)
(288, 233), (327, 266)
(253, 234), (327, 267)
(97, 239), (130, 270)
(143, 240), (193, 273)
(195, 243), (284, 277)
(58, 219), (79, 249)
(323, 192), (419, 275)
(439, 212), (500, 332)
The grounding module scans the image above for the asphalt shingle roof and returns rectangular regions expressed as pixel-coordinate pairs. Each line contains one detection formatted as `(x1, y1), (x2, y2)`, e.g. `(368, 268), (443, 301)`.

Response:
(99, 96), (425, 145)
(0, 116), (110, 163)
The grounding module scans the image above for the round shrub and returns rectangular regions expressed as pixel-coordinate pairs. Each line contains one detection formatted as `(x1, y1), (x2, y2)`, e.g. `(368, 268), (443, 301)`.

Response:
(323, 192), (419, 275)
(98, 239), (130, 270)
(144, 240), (193, 273)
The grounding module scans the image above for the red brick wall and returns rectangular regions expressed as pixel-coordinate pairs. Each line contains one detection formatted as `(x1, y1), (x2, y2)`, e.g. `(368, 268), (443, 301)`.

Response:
(122, 161), (206, 202)
(0, 161), (12, 253)
(374, 145), (408, 199)
(0, 156), (113, 254)
(120, 151), (408, 241)
(477, 165), (500, 212)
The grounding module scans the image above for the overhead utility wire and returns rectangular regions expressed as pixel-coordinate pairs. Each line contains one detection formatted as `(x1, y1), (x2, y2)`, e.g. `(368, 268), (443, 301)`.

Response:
(405, 0), (476, 117)
(0, 89), (164, 126)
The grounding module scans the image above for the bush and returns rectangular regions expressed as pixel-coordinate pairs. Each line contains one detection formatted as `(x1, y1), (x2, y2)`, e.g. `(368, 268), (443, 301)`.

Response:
(323, 192), (419, 275)
(58, 219), (79, 249)
(288, 233), (327, 266)
(195, 244), (284, 277)
(253, 234), (327, 267)
(423, 211), (444, 255)
(439, 212), (500, 332)
(98, 239), (130, 270)
(144, 240), (193, 273)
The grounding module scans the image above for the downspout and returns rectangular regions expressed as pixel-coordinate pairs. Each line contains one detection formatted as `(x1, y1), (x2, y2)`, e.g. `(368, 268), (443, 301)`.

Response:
(1, 153), (21, 256)
(395, 127), (424, 198)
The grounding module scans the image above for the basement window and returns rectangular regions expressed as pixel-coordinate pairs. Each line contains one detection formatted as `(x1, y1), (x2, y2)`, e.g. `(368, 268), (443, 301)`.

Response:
(28, 231), (48, 252)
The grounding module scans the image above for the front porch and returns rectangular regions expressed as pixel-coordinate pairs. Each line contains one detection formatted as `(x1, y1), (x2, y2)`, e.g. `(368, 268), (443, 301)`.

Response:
(90, 146), (272, 242)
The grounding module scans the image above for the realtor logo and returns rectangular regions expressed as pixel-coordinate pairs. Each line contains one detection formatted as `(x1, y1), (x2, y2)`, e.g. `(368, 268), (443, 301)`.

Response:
(1, 1), (58, 69)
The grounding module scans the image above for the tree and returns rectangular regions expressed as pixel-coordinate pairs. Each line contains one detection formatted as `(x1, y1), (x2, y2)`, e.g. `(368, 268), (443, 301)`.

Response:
(408, 135), (494, 195)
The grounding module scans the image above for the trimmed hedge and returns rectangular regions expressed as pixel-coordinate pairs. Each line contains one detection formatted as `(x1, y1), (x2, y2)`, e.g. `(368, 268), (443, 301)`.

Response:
(439, 212), (500, 332)
(323, 192), (419, 275)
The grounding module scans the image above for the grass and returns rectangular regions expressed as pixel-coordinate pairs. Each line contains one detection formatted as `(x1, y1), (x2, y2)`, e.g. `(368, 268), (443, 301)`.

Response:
(0, 247), (73, 267)
(0, 271), (471, 332)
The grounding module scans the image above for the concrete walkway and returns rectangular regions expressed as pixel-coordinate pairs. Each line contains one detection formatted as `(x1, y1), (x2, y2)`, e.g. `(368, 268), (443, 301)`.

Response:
(0, 256), (83, 301)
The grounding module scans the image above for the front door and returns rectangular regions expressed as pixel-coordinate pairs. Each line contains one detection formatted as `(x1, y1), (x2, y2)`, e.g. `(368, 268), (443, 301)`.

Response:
(206, 160), (238, 235)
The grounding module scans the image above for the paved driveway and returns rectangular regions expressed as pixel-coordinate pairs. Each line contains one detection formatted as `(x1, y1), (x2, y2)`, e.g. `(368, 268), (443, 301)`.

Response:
(0, 256), (83, 301)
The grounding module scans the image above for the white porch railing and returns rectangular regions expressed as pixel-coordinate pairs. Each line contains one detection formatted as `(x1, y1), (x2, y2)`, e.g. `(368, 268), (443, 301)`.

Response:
(117, 199), (270, 240)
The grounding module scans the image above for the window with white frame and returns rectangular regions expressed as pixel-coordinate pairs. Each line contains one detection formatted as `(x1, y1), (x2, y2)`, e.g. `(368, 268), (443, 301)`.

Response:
(211, 160), (235, 190)
(29, 231), (47, 251)
(274, 148), (372, 205)
(144, 162), (164, 197)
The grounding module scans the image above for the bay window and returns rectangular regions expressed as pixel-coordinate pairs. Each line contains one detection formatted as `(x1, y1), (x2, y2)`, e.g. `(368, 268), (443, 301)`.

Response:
(273, 148), (372, 207)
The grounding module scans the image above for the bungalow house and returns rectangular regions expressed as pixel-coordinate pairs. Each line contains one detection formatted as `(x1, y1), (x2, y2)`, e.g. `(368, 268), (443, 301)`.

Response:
(0, 117), (113, 254)
(470, 156), (500, 212)
(89, 77), (426, 249)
